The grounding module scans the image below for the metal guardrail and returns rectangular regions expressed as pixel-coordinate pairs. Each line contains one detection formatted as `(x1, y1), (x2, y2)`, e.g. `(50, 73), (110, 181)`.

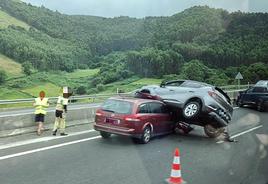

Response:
(0, 85), (250, 106)
(0, 93), (133, 105)
(220, 84), (253, 90)
(225, 89), (244, 101)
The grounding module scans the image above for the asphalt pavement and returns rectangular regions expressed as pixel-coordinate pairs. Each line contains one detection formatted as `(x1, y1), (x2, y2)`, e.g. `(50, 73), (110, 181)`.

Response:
(0, 107), (267, 184)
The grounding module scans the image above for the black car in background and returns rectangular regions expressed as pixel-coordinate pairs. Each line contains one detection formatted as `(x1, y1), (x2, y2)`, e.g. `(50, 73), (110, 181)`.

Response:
(237, 80), (268, 111)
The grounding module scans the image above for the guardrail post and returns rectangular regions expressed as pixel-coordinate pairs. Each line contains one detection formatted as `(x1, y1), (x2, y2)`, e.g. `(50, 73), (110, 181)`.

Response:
(233, 91), (236, 105)
(93, 94), (96, 103)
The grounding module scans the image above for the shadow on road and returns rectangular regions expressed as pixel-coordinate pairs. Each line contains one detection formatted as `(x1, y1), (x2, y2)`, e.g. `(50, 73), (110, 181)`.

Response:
(96, 130), (214, 147)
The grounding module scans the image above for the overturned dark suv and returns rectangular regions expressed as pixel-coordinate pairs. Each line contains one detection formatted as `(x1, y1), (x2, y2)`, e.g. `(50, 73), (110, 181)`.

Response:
(135, 80), (233, 138)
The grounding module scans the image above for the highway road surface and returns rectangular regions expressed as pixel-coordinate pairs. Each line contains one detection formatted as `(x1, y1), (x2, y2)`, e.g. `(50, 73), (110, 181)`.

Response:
(0, 107), (267, 184)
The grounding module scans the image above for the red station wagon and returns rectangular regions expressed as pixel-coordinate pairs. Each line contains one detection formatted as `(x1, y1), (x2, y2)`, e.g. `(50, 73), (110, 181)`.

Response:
(94, 97), (175, 143)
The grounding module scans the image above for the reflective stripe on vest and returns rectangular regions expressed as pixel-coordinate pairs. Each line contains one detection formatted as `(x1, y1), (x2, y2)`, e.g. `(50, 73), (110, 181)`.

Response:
(56, 96), (68, 111)
(34, 97), (49, 115)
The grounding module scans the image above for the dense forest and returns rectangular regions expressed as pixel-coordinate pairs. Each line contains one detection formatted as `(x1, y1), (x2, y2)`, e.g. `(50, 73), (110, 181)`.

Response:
(0, 0), (268, 87)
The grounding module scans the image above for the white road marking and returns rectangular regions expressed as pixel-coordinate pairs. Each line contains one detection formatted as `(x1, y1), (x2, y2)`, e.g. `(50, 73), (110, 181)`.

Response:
(0, 135), (101, 161)
(233, 107), (239, 110)
(217, 125), (263, 144)
(0, 129), (96, 150)
(231, 125), (263, 138)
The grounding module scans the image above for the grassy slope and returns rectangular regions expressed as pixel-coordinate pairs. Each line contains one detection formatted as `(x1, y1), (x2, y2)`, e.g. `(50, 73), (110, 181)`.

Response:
(0, 69), (101, 100)
(0, 87), (31, 99)
(20, 68), (100, 98)
(21, 83), (61, 97)
(131, 78), (162, 85)
(0, 9), (30, 29)
(99, 78), (163, 94)
(65, 69), (99, 79)
(0, 7), (155, 101)
(0, 54), (23, 78)
(0, 9), (27, 78)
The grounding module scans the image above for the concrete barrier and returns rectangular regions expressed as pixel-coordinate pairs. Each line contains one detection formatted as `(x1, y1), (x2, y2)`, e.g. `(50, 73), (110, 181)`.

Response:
(0, 106), (98, 138)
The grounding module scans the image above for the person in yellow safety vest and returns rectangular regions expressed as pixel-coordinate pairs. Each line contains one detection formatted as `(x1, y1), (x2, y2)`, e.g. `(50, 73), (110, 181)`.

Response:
(52, 88), (69, 136)
(33, 91), (49, 136)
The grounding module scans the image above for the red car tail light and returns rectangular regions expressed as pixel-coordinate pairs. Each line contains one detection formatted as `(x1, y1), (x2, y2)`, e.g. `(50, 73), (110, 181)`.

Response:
(95, 109), (103, 116)
(208, 91), (220, 99)
(125, 115), (140, 122)
(96, 112), (102, 116)
(125, 117), (140, 122)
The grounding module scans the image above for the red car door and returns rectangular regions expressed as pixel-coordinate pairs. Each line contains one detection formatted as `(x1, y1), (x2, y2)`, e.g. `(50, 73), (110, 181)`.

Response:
(149, 102), (173, 134)
(137, 103), (157, 133)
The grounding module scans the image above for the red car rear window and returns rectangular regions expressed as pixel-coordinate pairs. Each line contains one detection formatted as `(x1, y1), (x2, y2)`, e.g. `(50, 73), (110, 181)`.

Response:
(101, 99), (133, 114)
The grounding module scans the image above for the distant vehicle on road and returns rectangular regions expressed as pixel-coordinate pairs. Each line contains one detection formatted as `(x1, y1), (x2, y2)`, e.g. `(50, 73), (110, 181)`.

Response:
(94, 97), (175, 144)
(135, 80), (233, 138)
(237, 80), (268, 111)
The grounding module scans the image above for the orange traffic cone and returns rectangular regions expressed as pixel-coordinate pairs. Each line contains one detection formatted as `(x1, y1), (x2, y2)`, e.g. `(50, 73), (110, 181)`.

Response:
(166, 148), (186, 184)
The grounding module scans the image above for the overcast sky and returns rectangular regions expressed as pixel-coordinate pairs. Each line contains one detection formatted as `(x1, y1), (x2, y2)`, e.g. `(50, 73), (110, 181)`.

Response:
(21, 0), (268, 18)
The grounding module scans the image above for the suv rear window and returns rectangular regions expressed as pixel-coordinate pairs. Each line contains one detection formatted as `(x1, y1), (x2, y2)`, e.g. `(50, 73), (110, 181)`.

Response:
(164, 81), (185, 87)
(255, 81), (268, 87)
(252, 87), (268, 93)
(101, 99), (133, 114)
(180, 81), (209, 88)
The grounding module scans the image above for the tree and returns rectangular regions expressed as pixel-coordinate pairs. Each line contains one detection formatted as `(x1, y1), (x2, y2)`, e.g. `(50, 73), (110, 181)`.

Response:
(1, 0), (268, 86)
(242, 63), (268, 83)
(181, 60), (208, 81)
(125, 48), (184, 78)
(0, 70), (7, 85)
(76, 86), (87, 95)
(96, 84), (105, 92)
(22, 61), (34, 75)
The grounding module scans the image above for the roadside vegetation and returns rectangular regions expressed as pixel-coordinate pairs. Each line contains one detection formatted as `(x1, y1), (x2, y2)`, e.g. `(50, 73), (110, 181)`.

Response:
(0, 0), (268, 103)
(0, 9), (30, 29)
(0, 54), (23, 78)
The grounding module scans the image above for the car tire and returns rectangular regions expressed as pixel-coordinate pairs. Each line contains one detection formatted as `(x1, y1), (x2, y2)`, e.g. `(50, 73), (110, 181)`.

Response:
(204, 124), (224, 138)
(237, 100), (244, 107)
(140, 126), (152, 144)
(257, 100), (264, 112)
(182, 101), (201, 119)
(100, 131), (111, 139)
(173, 122), (193, 134)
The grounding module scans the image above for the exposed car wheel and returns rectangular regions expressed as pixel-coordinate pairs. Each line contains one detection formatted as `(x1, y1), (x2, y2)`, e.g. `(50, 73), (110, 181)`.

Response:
(100, 131), (111, 139)
(174, 122), (193, 134)
(257, 100), (264, 112)
(204, 124), (224, 138)
(237, 100), (244, 107)
(140, 126), (152, 144)
(182, 101), (201, 119)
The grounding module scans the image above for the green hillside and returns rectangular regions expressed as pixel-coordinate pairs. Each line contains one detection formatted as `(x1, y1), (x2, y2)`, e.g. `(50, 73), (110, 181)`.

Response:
(0, 53), (23, 77)
(0, 0), (267, 101)
(0, 1), (267, 71)
(0, 9), (30, 29)
(0, 68), (100, 100)
(66, 69), (99, 79)
(0, 87), (31, 99)
(21, 82), (61, 97)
